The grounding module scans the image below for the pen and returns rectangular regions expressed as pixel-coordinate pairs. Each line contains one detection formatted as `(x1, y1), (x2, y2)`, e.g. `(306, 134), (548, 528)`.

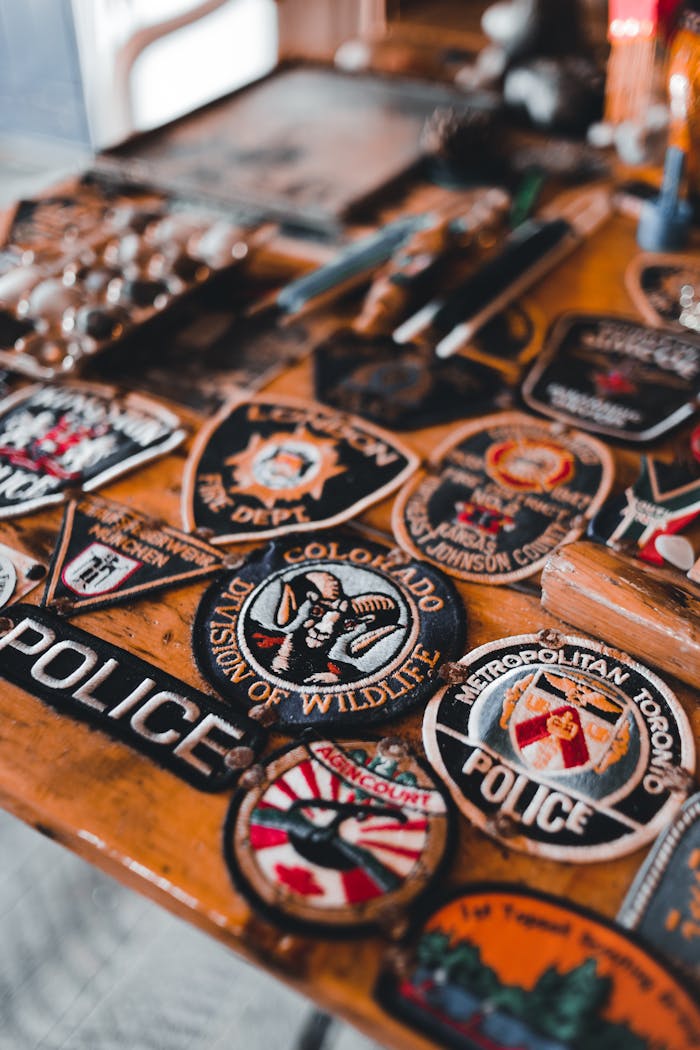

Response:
(394, 188), (612, 356)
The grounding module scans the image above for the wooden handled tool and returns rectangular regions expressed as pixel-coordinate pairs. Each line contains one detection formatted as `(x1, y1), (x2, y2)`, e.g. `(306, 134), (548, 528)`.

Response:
(541, 540), (700, 691)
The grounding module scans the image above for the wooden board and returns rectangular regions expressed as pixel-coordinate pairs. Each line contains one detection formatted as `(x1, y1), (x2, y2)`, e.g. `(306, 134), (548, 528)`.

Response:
(0, 195), (698, 1050)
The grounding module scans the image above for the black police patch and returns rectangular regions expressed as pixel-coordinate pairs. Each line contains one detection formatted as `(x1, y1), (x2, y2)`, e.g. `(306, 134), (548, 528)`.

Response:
(0, 604), (264, 791)
(182, 395), (418, 542)
(224, 736), (454, 935)
(194, 534), (466, 732)
(43, 494), (225, 615)
(522, 313), (700, 442)
(392, 411), (613, 584)
(423, 632), (694, 862)
(312, 332), (501, 431)
(0, 382), (184, 517)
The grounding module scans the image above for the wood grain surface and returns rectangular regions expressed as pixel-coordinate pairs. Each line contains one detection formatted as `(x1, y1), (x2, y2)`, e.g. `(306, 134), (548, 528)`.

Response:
(0, 191), (698, 1050)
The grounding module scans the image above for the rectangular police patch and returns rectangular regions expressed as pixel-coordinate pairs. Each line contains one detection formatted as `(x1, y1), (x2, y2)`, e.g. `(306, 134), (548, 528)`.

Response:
(0, 605), (264, 791)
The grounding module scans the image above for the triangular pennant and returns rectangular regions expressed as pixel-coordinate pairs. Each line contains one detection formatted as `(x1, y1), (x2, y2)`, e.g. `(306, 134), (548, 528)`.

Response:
(43, 494), (226, 615)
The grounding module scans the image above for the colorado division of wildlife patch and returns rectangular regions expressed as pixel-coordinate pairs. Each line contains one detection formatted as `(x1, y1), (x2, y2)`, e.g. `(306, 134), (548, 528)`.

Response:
(375, 886), (700, 1050)
(225, 736), (453, 935)
(618, 791), (700, 986)
(392, 412), (613, 585)
(182, 395), (418, 543)
(0, 382), (184, 517)
(522, 314), (700, 442)
(422, 633), (694, 862)
(43, 494), (225, 615)
(194, 534), (466, 732)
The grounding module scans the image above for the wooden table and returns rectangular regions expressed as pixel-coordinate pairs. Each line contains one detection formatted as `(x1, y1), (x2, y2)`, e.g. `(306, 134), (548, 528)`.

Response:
(0, 185), (697, 1050)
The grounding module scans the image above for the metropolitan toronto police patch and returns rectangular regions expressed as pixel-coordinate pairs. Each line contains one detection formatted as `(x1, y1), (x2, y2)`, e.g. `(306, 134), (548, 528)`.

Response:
(194, 535), (466, 732)
(182, 395), (418, 543)
(422, 633), (694, 862)
(225, 737), (453, 934)
(0, 382), (184, 517)
(392, 412), (613, 585)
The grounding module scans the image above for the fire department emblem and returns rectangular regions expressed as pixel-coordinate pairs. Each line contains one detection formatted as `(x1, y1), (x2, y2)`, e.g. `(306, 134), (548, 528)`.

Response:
(194, 534), (466, 732)
(225, 737), (453, 933)
(392, 412), (613, 585)
(182, 395), (418, 543)
(0, 383), (184, 517)
(423, 633), (694, 862)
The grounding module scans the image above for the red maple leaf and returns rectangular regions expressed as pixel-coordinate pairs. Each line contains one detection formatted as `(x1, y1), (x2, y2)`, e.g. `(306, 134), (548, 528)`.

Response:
(274, 864), (324, 897)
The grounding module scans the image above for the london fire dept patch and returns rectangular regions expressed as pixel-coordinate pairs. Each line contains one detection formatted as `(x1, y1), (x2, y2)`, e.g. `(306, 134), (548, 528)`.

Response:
(43, 494), (225, 615)
(618, 792), (700, 987)
(392, 412), (613, 585)
(375, 886), (700, 1050)
(0, 604), (264, 791)
(194, 534), (466, 732)
(0, 383), (184, 517)
(522, 314), (700, 442)
(422, 633), (694, 862)
(225, 737), (453, 934)
(182, 395), (418, 543)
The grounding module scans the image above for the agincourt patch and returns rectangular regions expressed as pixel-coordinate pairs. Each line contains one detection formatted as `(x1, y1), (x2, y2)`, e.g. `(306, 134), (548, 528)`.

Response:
(0, 540), (45, 608)
(43, 494), (226, 614)
(225, 737), (453, 935)
(391, 412), (613, 585)
(588, 457), (700, 567)
(422, 633), (694, 862)
(0, 382), (184, 517)
(626, 253), (700, 332)
(194, 534), (466, 732)
(522, 313), (700, 442)
(618, 791), (700, 987)
(0, 604), (264, 791)
(375, 885), (700, 1050)
(312, 333), (501, 431)
(182, 395), (418, 542)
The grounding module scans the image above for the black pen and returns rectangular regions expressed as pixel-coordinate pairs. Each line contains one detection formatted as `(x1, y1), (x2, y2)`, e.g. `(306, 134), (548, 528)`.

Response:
(394, 188), (611, 357)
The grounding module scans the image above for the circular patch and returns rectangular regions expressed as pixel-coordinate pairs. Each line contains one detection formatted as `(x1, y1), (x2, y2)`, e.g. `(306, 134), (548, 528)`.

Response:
(225, 737), (454, 934)
(392, 412), (613, 584)
(194, 534), (466, 732)
(422, 633), (694, 862)
(376, 885), (700, 1050)
(0, 553), (16, 608)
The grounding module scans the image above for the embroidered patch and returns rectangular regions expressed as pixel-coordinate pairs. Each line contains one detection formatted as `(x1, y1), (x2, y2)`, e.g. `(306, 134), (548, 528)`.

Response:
(422, 633), (694, 862)
(618, 792), (700, 987)
(392, 412), (613, 584)
(626, 253), (700, 333)
(182, 395), (418, 543)
(0, 382), (184, 517)
(0, 604), (264, 791)
(225, 736), (453, 935)
(522, 314), (700, 442)
(194, 534), (466, 732)
(375, 885), (700, 1050)
(312, 332), (501, 431)
(0, 540), (45, 608)
(43, 494), (225, 615)
(588, 457), (700, 567)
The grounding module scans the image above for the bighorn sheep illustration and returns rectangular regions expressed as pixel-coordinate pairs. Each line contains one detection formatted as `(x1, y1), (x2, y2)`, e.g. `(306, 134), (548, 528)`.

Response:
(250, 570), (402, 684)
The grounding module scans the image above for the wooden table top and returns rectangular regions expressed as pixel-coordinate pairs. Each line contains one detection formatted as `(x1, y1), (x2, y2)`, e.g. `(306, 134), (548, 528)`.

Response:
(0, 182), (697, 1050)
